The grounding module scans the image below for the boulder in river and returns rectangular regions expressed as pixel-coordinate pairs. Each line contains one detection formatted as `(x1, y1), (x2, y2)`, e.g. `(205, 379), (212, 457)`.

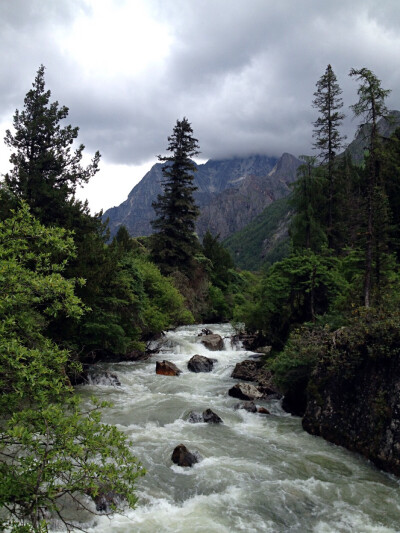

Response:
(234, 401), (258, 413)
(187, 411), (204, 423)
(187, 354), (216, 373)
(156, 360), (182, 376)
(231, 360), (281, 399)
(171, 444), (199, 467)
(187, 409), (223, 424)
(228, 382), (263, 401)
(202, 408), (223, 424)
(200, 334), (224, 351)
(231, 359), (263, 381)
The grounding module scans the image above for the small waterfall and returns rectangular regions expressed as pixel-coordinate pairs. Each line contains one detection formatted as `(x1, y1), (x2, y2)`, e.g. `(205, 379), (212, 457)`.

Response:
(75, 324), (400, 533)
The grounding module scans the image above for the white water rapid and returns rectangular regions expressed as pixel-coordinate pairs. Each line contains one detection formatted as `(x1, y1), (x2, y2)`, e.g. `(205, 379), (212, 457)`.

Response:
(76, 323), (400, 532)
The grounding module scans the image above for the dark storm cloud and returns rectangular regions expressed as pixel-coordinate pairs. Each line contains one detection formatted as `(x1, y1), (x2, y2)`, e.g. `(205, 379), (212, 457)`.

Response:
(1, 0), (400, 172)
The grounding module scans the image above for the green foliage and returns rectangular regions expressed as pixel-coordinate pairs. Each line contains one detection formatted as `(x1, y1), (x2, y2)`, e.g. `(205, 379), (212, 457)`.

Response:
(4, 65), (100, 228)
(381, 127), (400, 258)
(270, 305), (400, 406)
(151, 117), (201, 276)
(0, 205), (144, 531)
(207, 285), (231, 322)
(270, 326), (330, 393)
(136, 257), (194, 336)
(238, 250), (345, 349)
(79, 248), (145, 355)
(202, 230), (234, 288)
(290, 156), (327, 252)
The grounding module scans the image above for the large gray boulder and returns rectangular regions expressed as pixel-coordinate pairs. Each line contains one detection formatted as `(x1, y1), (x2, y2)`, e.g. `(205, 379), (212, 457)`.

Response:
(231, 359), (281, 398)
(228, 382), (263, 401)
(200, 334), (224, 351)
(187, 354), (215, 372)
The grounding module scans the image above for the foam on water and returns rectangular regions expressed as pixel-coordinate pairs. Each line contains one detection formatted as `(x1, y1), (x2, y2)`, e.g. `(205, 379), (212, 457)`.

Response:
(74, 324), (400, 533)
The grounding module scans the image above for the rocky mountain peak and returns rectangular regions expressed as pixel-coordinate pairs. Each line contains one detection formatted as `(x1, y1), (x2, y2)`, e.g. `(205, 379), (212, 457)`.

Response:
(103, 152), (302, 240)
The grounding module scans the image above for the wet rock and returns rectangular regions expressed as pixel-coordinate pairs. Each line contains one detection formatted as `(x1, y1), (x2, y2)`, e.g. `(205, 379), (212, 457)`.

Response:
(198, 328), (213, 336)
(231, 360), (263, 381)
(202, 408), (223, 424)
(257, 407), (271, 415)
(156, 360), (182, 376)
(228, 382), (263, 401)
(187, 411), (204, 423)
(200, 334), (224, 351)
(171, 444), (198, 467)
(282, 379), (308, 416)
(231, 333), (263, 351)
(187, 354), (215, 373)
(88, 372), (121, 387)
(187, 409), (223, 424)
(231, 360), (282, 399)
(234, 401), (258, 413)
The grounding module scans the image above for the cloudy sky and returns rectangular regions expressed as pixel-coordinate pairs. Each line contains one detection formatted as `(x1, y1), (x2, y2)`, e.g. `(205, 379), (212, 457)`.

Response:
(1, 0), (399, 213)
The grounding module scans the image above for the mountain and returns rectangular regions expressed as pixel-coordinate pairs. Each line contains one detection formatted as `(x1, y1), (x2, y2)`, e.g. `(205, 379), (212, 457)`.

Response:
(103, 153), (302, 240)
(196, 153), (301, 239)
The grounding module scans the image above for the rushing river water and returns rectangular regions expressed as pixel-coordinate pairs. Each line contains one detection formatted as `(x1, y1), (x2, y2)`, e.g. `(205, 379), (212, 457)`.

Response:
(76, 323), (400, 532)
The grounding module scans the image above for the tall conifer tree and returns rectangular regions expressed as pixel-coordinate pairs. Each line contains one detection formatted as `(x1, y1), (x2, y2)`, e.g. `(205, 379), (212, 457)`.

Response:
(151, 117), (200, 275)
(349, 67), (391, 307)
(312, 64), (346, 247)
(4, 65), (100, 228)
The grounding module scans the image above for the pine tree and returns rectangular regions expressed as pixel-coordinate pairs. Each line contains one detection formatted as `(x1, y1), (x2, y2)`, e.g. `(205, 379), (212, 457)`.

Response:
(151, 117), (200, 275)
(349, 67), (391, 307)
(4, 65), (100, 227)
(312, 64), (346, 247)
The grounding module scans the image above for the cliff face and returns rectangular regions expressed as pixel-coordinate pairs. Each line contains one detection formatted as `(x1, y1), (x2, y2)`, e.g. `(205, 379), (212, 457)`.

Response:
(197, 153), (301, 239)
(103, 153), (301, 240)
(303, 331), (400, 476)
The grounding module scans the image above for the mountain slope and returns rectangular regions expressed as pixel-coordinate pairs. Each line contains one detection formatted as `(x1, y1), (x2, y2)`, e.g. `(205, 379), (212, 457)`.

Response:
(223, 195), (292, 271)
(197, 153), (301, 239)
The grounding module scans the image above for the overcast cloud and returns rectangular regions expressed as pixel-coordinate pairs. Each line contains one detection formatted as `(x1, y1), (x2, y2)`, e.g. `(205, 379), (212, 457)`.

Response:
(1, 0), (400, 212)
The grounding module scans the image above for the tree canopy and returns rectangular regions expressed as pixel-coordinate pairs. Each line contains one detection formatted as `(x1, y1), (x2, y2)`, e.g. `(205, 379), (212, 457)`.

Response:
(4, 65), (100, 228)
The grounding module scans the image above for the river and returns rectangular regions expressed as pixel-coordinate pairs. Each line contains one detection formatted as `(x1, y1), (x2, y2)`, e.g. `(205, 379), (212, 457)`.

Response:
(76, 323), (400, 532)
